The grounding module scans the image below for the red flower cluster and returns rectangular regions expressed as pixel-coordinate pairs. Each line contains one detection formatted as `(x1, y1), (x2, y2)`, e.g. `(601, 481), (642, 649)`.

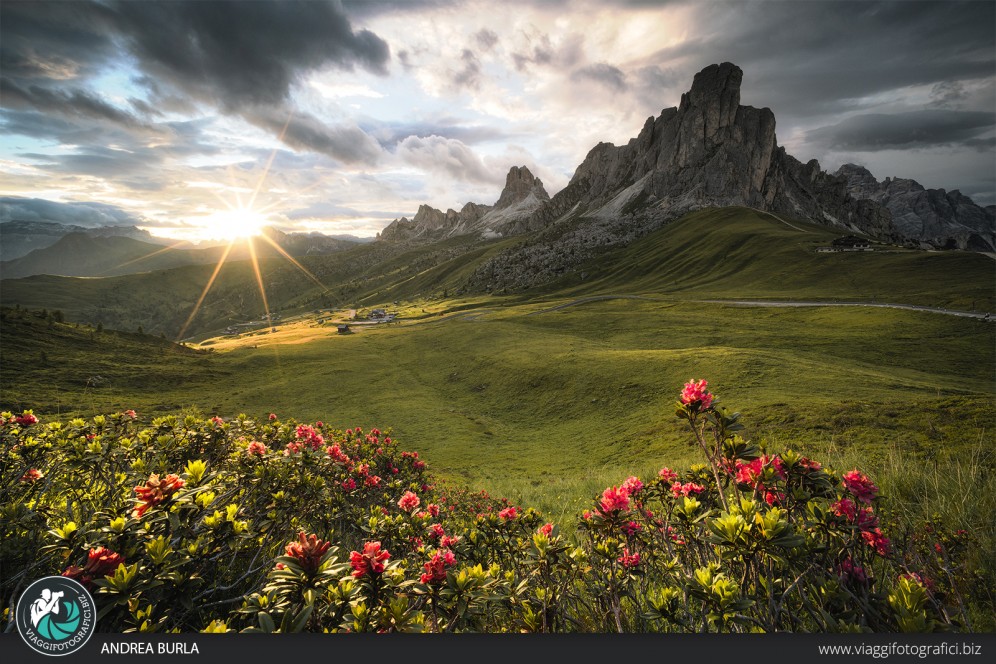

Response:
(658, 467), (678, 483)
(132, 473), (185, 518)
(295, 424), (325, 450)
(680, 379), (713, 411)
(622, 520), (642, 536)
(285, 532), (331, 575)
(350, 541), (390, 578)
(862, 528), (891, 557)
(618, 548), (640, 568)
(599, 486), (631, 513)
(831, 498), (878, 530)
(621, 476), (644, 495)
(13, 412), (39, 426)
(670, 481), (705, 498)
(838, 557), (867, 584)
(498, 506), (518, 520)
(63, 546), (125, 586)
(246, 441), (267, 457)
(20, 468), (43, 483)
(123, 409), (138, 420)
(538, 523), (554, 537)
(326, 444), (350, 464)
(341, 478), (357, 491)
(842, 470), (879, 504)
(420, 549), (457, 585)
(397, 490), (420, 512)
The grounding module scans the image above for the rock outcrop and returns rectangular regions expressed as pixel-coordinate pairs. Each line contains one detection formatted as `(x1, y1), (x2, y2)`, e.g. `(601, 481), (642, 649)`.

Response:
(836, 164), (995, 250)
(378, 166), (549, 243)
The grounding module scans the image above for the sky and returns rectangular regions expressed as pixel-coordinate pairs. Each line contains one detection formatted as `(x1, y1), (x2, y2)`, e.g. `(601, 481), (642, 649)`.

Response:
(1, 0), (994, 242)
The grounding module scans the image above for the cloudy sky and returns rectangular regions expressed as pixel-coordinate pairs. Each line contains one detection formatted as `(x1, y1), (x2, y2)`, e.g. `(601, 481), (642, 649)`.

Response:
(1, 0), (993, 242)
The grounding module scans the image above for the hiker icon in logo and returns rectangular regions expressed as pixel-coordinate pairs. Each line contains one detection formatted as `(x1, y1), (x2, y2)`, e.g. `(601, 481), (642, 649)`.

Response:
(16, 576), (96, 656)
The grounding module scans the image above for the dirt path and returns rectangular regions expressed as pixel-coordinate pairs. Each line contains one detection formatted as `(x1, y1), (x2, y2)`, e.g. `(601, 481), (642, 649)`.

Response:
(747, 207), (811, 233)
(699, 299), (993, 320)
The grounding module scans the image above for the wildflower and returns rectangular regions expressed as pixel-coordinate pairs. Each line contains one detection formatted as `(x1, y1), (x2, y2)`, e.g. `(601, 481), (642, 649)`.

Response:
(365, 475), (381, 487)
(63, 546), (125, 586)
(862, 528), (891, 556)
(20, 468), (44, 483)
(670, 482), (705, 498)
(123, 410), (137, 419)
(285, 532), (331, 575)
(658, 467), (678, 483)
(842, 470), (878, 504)
(621, 476), (644, 495)
(680, 379), (713, 411)
(440, 535), (460, 548)
(618, 548), (640, 568)
(295, 424), (324, 450)
(210, 416), (224, 426)
(268, 413), (277, 421)
(599, 486), (631, 513)
(420, 549), (457, 585)
(246, 441), (267, 457)
(341, 478), (357, 491)
(838, 558), (867, 584)
(284, 442), (302, 456)
(14, 412), (38, 426)
(349, 541), (390, 578)
(622, 521), (642, 536)
(428, 523), (446, 540)
(397, 491), (420, 512)
(326, 444), (350, 464)
(132, 473), (184, 518)
(538, 523), (554, 537)
(413, 460), (426, 470)
(798, 457), (822, 472)
(427, 503), (440, 518)
(498, 506), (518, 520)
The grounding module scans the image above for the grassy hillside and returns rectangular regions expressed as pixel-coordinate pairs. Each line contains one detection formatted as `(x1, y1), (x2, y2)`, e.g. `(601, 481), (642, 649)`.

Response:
(2, 207), (992, 517)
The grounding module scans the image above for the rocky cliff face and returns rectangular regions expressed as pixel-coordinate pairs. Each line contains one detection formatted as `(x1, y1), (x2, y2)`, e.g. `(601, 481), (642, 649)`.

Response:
(378, 166), (549, 243)
(836, 164), (995, 250)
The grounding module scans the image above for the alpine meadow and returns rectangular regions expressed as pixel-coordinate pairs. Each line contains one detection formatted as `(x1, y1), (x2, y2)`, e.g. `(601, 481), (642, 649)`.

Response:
(1, 0), (994, 646)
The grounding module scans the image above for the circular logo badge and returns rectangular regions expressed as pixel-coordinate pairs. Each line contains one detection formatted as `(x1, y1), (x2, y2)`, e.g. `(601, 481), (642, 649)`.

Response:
(15, 576), (96, 657)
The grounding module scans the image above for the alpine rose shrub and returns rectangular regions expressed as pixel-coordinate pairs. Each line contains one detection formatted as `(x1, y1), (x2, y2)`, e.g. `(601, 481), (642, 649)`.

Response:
(0, 389), (980, 634)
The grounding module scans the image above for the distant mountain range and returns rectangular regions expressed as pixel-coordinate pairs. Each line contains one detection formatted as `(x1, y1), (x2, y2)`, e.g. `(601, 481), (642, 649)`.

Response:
(378, 62), (994, 266)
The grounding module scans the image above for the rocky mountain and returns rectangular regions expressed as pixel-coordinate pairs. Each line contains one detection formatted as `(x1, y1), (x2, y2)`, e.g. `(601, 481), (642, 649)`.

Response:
(378, 165), (549, 242)
(836, 164), (994, 250)
(0, 221), (166, 261)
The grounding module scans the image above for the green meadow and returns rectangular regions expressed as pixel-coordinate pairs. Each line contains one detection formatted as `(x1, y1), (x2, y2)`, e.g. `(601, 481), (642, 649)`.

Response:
(2, 208), (993, 522)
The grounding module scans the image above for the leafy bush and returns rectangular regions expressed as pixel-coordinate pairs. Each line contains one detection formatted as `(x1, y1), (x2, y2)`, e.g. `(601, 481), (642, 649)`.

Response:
(0, 382), (983, 633)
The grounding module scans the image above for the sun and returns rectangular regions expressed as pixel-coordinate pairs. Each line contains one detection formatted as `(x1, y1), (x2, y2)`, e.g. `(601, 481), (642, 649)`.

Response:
(199, 207), (269, 242)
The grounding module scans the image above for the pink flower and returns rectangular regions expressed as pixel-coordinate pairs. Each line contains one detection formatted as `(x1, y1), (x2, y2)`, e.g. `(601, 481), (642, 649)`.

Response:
(14, 412), (38, 426)
(20, 468), (44, 483)
(538, 523), (554, 537)
(123, 410), (137, 420)
(341, 478), (357, 491)
(658, 467), (678, 483)
(132, 473), (184, 518)
(246, 441), (267, 457)
(862, 528), (891, 556)
(622, 520), (642, 536)
(839, 558), (867, 584)
(295, 424), (324, 450)
(498, 507), (518, 520)
(427, 503), (440, 518)
(326, 444), (350, 464)
(621, 476), (644, 495)
(285, 532), (331, 575)
(268, 413), (277, 421)
(420, 549), (457, 585)
(349, 541), (390, 578)
(599, 486), (631, 513)
(618, 548), (640, 568)
(670, 482), (705, 498)
(680, 379), (713, 411)
(440, 535), (460, 548)
(428, 523), (446, 540)
(365, 475), (381, 487)
(397, 491), (420, 512)
(842, 470), (879, 504)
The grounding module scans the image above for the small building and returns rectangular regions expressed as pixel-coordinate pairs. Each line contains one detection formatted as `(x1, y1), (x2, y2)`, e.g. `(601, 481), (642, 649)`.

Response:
(369, 308), (387, 320)
(337, 324), (351, 335)
(831, 235), (872, 251)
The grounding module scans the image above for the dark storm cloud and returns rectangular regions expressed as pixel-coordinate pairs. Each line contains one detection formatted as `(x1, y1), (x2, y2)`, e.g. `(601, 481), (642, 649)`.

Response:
(20, 146), (164, 180)
(807, 110), (996, 152)
(649, 1), (994, 118)
(244, 107), (383, 166)
(571, 63), (628, 92)
(1, 77), (149, 129)
(475, 29), (499, 51)
(0, 196), (144, 227)
(109, 1), (390, 110)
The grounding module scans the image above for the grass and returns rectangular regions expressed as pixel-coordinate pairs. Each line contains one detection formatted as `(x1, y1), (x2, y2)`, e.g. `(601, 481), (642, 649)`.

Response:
(1, 206), (992, 520)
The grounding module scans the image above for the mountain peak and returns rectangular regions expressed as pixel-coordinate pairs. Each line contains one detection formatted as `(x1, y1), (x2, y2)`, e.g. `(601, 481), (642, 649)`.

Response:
(494, 165), (549, 210)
